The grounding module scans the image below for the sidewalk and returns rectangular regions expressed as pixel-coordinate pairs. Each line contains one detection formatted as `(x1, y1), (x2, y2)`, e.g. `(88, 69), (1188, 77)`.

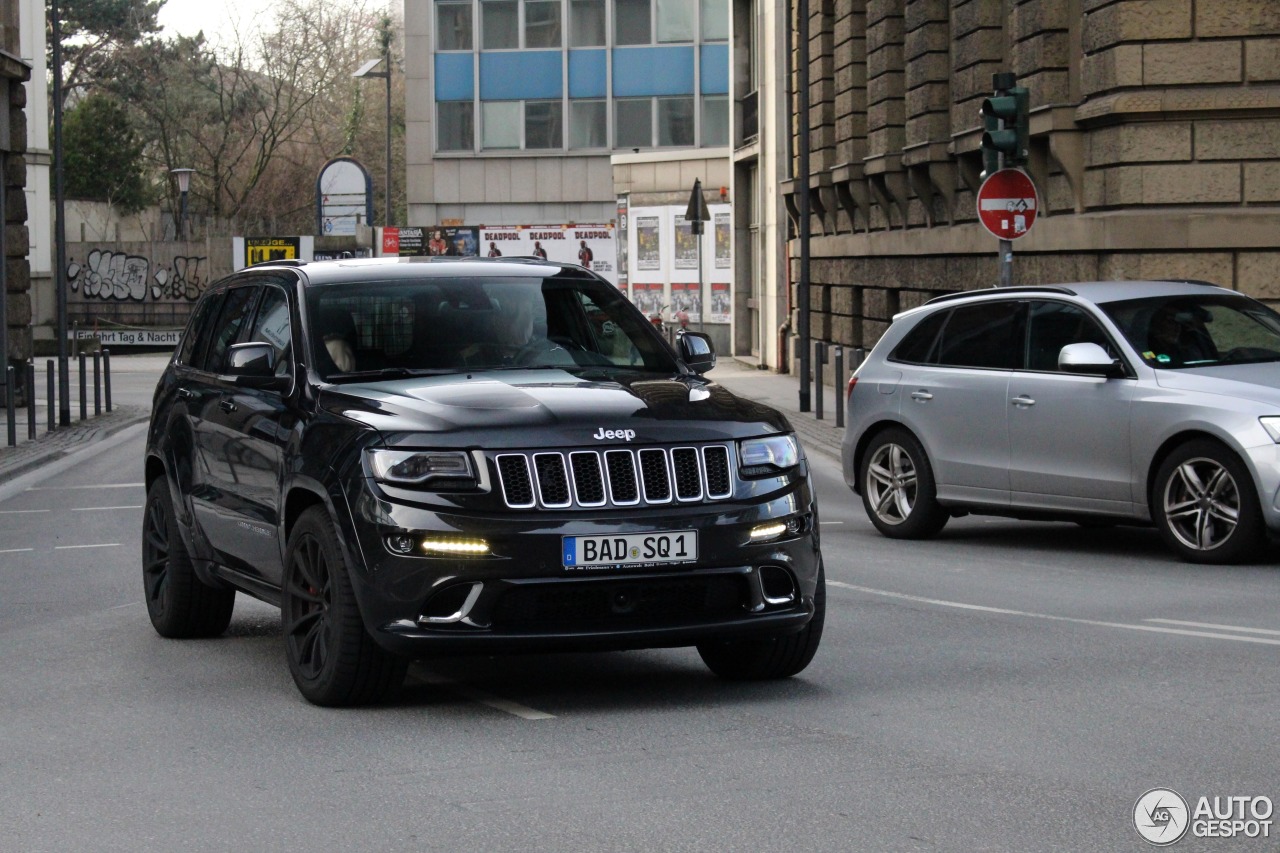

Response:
(706, 357), (846, 463)
(0, 352), (167, 484)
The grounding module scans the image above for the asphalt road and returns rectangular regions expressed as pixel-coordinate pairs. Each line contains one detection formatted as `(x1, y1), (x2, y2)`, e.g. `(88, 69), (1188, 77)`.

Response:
(3, 374), (1279, 851)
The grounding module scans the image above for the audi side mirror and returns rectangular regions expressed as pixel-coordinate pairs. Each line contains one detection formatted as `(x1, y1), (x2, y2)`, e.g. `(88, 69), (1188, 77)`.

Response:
(1059, 342), (1124, 378)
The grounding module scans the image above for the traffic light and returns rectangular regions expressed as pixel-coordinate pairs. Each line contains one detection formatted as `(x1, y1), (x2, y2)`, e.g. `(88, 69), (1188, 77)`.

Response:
(981, 83), (1029, 172)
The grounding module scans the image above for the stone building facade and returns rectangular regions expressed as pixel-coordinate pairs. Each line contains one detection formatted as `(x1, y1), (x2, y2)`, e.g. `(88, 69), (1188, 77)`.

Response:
(781, 0), (1280, 354)
(0, 0), (30, 390)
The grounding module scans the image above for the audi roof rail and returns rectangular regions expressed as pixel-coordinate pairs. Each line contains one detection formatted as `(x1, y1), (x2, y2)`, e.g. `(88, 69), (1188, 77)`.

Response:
(924, 285), (1078, 305)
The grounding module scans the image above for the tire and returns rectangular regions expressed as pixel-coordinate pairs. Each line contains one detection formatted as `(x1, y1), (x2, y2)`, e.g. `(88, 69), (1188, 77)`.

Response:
(697, 563), (825, 680)
(1152, 440), (1265, 565)
(141, 478), (235, 638)
(860, 427), (948, 539)
(283, 507), (407, 706)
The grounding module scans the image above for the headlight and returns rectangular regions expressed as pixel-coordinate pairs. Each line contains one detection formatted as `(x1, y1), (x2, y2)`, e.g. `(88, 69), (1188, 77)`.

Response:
(1260, 417), (1280, 443)
(739, 434), (799, 477)
(366, 449), (476, 487)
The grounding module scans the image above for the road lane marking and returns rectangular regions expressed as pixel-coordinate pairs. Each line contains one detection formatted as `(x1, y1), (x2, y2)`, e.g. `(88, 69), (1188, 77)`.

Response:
(0, 547), (34, 553)
(1144, 618), (1280, 637)
(410, 670), (555, 720)
(73, 505), (143, 511)
(829, 581), (1280, 647)
(54, 543), (122, 550)
(819, 521), (844, 525)
(0, 509), (49, 514)
(27, 483), (145, 490)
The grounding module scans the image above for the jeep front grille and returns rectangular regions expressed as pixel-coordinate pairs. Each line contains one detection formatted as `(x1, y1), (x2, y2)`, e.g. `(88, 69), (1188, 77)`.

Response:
(495, 445), (733, 510)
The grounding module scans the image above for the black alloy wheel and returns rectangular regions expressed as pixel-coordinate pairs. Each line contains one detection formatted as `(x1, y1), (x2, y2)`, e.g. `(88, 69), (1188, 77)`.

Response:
(141, 478), (235, 638)
(283, 507), (406, 706)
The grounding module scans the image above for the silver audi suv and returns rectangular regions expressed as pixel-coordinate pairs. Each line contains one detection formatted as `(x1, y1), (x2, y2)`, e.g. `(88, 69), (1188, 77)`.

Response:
(842, 280), (1280, 564)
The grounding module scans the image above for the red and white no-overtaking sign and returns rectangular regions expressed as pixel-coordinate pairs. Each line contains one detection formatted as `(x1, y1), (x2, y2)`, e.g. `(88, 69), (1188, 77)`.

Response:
(977, 168), (1038, 240)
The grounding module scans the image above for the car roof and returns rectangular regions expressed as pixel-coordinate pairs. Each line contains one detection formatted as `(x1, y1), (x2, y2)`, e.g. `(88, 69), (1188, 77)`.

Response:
(247, 256), (598, 287)
(921, 279), (1236, 307)
(895, 280), (1243, 324)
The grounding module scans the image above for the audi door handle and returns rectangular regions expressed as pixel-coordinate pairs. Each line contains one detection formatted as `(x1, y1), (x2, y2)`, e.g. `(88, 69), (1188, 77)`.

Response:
(1011, 395), (1036, 407)
(910, 390), (933, 401)
(219, 399), (238, 414)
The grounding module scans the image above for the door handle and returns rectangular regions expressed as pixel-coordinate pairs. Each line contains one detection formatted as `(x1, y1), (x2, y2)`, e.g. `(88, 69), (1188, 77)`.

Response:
(219, 399), (238, 414)
(1011, 395), (1036, 407)
(176, 387), (195, 400)
(910, 390), (933, 401)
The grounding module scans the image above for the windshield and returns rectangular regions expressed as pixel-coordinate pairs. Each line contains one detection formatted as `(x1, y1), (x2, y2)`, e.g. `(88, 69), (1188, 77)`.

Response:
(306, 275), (678, 381)
(1100, 294), (1280, 369)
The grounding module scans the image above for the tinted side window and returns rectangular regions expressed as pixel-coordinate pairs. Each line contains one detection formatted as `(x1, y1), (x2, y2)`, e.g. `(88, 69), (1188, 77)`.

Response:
(1025, 301), (1113, 372)
(245, 285), (293, 377)
(204, 286), (260, 373)
(177, 291), (223, 367)
(936, 302), (1024, 369)
(890, 310), (948, 364)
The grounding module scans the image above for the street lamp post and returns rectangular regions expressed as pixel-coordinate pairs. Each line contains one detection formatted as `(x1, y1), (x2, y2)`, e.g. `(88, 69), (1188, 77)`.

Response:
(170, 168), (195, 241)
(354, 47), (392, 227)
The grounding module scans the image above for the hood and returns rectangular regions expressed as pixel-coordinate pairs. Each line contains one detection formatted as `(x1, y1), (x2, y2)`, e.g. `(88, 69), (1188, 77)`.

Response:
(1154, 363), (1280, 408)
(320, 369), (791, 449)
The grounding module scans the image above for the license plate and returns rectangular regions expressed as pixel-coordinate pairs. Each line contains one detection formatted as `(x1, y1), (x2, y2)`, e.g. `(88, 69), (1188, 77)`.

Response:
(562, 531), (697, 569)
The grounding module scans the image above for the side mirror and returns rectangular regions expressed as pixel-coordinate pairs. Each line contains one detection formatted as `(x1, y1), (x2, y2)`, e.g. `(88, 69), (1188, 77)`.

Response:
(1059, 342), (1124, 378)
(678, 331), (717, 374)
(225, 342), (289, 389)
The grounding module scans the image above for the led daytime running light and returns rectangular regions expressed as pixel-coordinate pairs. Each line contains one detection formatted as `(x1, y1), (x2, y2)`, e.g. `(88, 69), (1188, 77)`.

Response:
(420, 538), (490, 555)
(749, 522), (787, 540)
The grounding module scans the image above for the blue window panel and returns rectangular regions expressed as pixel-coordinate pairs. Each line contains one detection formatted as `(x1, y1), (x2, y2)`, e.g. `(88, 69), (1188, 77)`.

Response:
(479, 51), (563, 101)
(435, 54), (474, 102)
(700, 44), (729, 95)
(568, 50), (607, 99)
(613, 47), (694, 97)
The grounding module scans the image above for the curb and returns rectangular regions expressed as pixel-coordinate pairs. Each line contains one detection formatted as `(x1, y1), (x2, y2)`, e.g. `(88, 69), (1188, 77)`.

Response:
(0, 407), (150, 485)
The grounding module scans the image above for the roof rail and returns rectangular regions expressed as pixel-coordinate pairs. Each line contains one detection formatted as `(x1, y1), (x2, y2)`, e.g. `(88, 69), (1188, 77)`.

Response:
(925, 285), (1077, 305)
(248, 258), (308, 268)
(1158, 279), (1222, 287)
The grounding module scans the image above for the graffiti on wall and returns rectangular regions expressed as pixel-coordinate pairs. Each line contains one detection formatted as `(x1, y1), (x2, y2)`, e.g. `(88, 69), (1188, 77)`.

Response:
(68, 249), (210, 302)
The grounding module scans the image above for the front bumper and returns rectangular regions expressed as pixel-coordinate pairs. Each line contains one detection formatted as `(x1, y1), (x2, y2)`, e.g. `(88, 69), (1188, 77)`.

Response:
(340, 484), (822, 657)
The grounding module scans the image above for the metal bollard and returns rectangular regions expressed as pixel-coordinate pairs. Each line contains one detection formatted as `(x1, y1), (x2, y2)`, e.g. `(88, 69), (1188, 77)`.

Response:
(814, 341), (826, 421)
(26, 363), (35, 439)
(46, 360), (54, 432)
(79, 352), (87, 421)
(834, 346), (845, 429)
(103, 348), (112, 412)
(93, 351), (102, 415)
(5, 366), (14, 447)
(854, 346), (866, 370)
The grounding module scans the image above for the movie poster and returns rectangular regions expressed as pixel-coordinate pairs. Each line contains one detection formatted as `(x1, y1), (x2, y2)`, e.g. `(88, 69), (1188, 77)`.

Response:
(710, 282), (731, 323)
(635, 217), (661, 271)
(630, 281), (665, 318)
(475, 225), (617, 285)
(670, 281), (701, 325)
(673, 219), (699, 270)
(714, 212), (731, 269)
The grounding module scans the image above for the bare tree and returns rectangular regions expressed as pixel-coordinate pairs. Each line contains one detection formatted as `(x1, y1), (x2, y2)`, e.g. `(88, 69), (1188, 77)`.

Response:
(106, 0), (402, 235)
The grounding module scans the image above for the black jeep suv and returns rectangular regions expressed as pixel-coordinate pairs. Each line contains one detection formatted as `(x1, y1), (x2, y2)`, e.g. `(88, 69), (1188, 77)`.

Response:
(143, 257), (823, 705)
